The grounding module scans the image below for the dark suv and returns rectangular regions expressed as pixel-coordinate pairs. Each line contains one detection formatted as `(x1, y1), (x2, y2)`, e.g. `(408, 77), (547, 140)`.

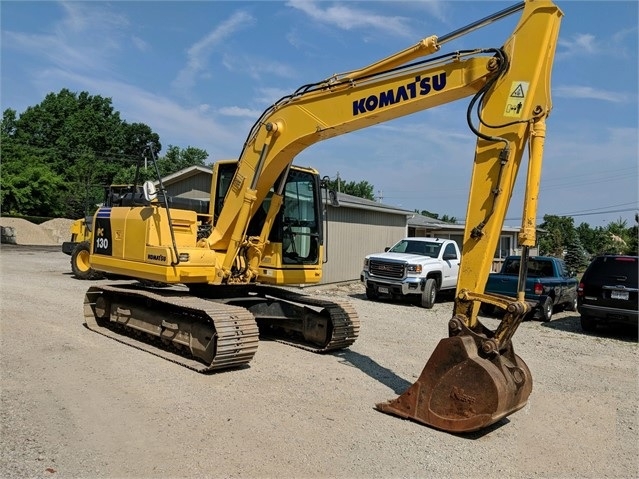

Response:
(577, 255), (638, 332)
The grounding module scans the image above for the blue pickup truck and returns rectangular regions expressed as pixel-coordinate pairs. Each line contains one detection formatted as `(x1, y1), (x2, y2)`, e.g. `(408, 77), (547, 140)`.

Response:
(483, 255), (578, 321)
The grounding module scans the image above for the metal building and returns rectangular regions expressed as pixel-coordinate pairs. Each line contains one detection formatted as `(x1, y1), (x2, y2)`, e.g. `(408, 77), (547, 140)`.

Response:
(322, 193), (410, 284)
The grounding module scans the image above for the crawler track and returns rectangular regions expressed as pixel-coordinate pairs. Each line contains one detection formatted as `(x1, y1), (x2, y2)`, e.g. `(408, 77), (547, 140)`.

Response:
(84, 284), (259, 373)
(84, 283), (360, 372)
(250, 285), (360, 352)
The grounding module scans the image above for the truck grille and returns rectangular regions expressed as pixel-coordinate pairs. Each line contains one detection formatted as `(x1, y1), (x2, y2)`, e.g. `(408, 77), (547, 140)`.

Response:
(369, 260), (405, 279)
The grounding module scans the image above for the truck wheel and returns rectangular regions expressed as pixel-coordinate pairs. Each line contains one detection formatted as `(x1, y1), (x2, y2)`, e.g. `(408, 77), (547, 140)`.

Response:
(539, 297), (553, 322)
(71, 241), (103, 280)
(566, 297), (578, 312)
(365, 286), (378, 301)
(420, 278), (436, 309)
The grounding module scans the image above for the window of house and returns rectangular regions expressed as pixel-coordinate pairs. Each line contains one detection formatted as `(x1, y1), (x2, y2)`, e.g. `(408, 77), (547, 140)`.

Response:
(495, 236), (512, 259)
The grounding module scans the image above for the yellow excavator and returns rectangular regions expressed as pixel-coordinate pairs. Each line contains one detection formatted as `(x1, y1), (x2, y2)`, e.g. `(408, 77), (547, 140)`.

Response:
(83, 0), (562, 433)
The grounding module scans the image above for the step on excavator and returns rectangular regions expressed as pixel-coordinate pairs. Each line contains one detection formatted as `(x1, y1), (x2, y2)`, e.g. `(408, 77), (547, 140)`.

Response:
(83, 0), (563, 433)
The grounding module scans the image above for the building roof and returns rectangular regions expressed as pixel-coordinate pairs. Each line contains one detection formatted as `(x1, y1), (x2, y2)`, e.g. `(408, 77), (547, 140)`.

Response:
(326, 191), (412, 216)
(407, 213), (522, 233)
(159, 165), (213, 186)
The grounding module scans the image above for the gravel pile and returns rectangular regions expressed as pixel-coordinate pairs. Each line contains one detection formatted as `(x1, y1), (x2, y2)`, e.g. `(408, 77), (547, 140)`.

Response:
(0, 217), (74, 245)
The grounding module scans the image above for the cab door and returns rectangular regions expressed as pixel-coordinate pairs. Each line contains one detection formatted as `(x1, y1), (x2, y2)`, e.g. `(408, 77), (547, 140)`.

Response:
(441, 242), (460, 289)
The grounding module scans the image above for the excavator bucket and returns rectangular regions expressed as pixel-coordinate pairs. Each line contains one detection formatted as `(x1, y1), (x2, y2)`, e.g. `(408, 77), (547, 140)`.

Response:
(376, 333), (532, 433)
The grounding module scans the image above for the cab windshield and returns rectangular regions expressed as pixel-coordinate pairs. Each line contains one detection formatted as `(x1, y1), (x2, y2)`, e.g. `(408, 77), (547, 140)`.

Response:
(389, 240), (441, 258)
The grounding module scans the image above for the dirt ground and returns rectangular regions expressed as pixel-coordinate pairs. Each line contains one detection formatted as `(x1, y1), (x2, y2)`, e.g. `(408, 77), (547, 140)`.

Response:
(1, 244), (637, 479)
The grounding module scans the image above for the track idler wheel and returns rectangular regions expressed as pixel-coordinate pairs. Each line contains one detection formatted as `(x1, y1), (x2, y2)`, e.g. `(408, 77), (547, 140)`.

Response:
(375, 325), (532, 433)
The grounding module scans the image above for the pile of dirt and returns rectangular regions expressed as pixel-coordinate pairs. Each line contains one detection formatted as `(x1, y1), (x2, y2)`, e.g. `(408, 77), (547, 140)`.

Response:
(0, 218), (74, 245)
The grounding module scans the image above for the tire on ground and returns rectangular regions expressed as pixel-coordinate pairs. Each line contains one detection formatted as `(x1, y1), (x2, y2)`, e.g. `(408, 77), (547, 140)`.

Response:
(539, 296), (554, 322)
(566, 296), (578, 312)
(420, 278), (437, 309)
(71, 241), (103, 280)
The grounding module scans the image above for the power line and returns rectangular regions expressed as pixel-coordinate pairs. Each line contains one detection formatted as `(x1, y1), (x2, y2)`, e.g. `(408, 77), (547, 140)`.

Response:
(557, 208), (638, 219)
(558, 202), (637, 215)
(506, 206), (638, 222)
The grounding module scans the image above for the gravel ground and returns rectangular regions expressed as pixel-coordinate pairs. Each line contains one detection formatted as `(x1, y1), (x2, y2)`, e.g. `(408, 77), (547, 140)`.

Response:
(1, 245), (637, 479)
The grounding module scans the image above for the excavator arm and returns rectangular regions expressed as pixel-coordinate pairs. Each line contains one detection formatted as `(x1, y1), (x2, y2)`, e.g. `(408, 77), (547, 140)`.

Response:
(375, 1), (562, 432)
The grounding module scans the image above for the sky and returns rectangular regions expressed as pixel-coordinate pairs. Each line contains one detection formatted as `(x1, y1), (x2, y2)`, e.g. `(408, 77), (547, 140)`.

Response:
(2, 0), (638, 229)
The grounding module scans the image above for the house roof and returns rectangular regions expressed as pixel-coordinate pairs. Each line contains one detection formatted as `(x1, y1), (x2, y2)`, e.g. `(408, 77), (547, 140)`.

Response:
(159, 165), (213, 186)
(407, 213), (522, 233)
(326, 190), (412, 216)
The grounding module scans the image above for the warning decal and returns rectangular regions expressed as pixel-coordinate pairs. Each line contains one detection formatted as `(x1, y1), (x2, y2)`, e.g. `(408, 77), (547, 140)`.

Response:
(504, 81), (529, 118)
(510, 84), (525, 98)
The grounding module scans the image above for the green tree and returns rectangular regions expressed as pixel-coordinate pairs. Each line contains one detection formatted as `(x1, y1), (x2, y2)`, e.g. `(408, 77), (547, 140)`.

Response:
(626, 214), (638, 255)
(1, 108), (17, 136)
(1, 164), (66, 216)
(157, 145), (209, 176)
(111, 145), (210, 184)
(326, 177), (375, 200)
(563, 234), (590, 273)
(1, 89), (161, 218)
(576, 223), (597, 255)
(416, 209), (439, 219)
(538, 214), (576, 257)
(603, 218), (634, 254)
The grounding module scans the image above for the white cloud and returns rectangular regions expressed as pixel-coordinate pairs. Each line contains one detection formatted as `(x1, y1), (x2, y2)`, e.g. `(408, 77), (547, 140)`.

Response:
(218, 106), (262, 118)
(3, 2), (128, 74)
(131, 35), (149, 52)
(221, 53), (296, 81)
(559, 33), (598, 55)
(57, 1), (129, 34)
(392, 0), (449, 24)
(286, 0), (412, 38)
(172, 11), (254, 92)
(554, 85), (625, 103)
(254, 87), (295, 106)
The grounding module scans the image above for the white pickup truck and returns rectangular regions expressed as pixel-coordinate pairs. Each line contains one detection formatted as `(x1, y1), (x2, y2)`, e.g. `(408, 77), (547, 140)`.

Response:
(360, 237), (461, 308)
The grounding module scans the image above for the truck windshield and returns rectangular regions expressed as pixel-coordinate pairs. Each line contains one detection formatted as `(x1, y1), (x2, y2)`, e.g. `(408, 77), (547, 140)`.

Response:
(503, 258), (554, 277)
(389, 240), (441, 258)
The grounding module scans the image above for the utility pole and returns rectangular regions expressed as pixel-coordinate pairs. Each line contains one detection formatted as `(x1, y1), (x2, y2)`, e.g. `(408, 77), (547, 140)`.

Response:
(336, 171), (341, 193)
(377, 190), (383, 203)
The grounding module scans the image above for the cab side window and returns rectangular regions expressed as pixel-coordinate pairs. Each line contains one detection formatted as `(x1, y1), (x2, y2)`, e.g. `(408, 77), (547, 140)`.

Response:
(444, 243), (458, 259)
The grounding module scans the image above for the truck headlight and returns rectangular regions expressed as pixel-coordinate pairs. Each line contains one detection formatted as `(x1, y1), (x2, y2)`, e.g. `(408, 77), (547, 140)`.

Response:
(363, 258), (369, 271)
(407, 264), (422, 274)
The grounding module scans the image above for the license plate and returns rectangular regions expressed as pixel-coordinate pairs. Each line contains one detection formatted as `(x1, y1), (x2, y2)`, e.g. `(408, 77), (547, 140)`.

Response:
(611, 290), (629, 300)
(378, 287), (389, 294)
